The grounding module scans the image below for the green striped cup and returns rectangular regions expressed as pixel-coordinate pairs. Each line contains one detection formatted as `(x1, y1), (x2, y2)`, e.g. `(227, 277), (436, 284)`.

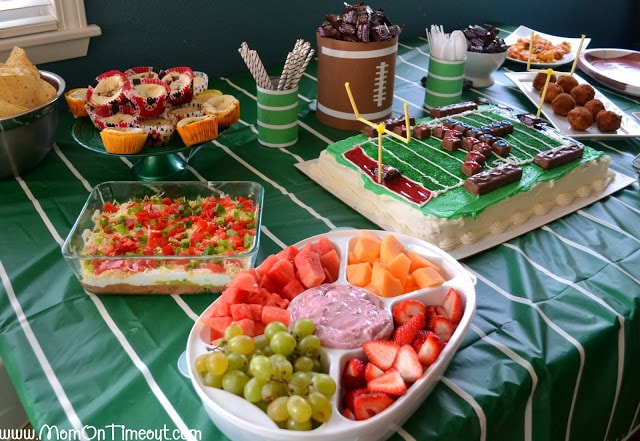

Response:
(256, 85), (299, 148)
(424, 55), (466, 109)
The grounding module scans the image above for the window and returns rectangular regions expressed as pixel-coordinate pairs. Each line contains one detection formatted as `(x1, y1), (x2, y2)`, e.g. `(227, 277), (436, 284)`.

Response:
(0, 0), (101, 64)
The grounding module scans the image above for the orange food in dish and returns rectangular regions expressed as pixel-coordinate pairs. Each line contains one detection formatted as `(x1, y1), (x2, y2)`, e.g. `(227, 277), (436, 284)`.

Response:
(507, 35), (571, 63)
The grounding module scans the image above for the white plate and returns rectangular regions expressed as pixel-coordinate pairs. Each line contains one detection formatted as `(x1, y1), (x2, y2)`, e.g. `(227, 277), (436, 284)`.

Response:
(577, 48), (640, 97)
(186, 229), (477, 441)
(504, 25), (591, 67)
(505, 71), (640, 139)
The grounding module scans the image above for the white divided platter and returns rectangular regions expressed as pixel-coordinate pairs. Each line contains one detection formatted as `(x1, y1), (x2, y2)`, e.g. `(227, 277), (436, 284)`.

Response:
(186, 229), (477, 441)
(504, 25), (590, 67)
(505, 71), (640, 139)
(577, 48), (640, 97)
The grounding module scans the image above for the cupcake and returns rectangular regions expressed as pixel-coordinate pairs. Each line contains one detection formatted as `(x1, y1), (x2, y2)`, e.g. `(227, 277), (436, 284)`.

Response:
(168, 104), (203, 121)
(125, 78), (171, 117)
(124, 66), (162, 81)
(191, 89), (223, 107)
(64, 88), (89, 117)
(100, 127), (148, 154)
(87, 103), (138, 130)
(137, 114), (177, 146)
(201, 94), (240, 128)
(161, 66), (194, 106)
(86, 70), (130, 110)
(176, 114), (218, 146)
(193, 71), (209, 94)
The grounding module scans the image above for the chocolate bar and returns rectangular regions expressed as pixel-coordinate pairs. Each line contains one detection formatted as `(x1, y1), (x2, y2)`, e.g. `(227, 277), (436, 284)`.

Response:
(491, 139), (511, 157)
(429, 101), (478, 118)
(464, 163), (523, 195)
(413, 124), (431, 139)
(533, 143), (584, 170)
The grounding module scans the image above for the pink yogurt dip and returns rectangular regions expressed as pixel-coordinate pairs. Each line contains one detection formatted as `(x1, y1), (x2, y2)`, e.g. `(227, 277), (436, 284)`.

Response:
(288, 284), (394, 349)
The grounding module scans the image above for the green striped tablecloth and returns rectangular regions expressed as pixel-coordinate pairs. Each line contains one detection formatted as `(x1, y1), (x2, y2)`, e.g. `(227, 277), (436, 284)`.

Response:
(1, 29), (640, 441)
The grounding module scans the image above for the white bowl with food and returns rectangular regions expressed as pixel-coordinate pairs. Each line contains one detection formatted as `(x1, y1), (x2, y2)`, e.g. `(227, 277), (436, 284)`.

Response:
(186, 229), (476, 441)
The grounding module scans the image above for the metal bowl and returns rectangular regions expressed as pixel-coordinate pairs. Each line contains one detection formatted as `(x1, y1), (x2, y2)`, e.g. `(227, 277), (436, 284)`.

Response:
(0, 70), (66, 179)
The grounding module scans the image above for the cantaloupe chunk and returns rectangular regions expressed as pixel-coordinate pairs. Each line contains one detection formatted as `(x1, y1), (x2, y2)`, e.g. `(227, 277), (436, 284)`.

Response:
(346, 262), (372, 287)
(406, 251), (443, 274)
(370, 260), (403, 297)
(379, 234), (405, 264)
(350, 231), (381, 264)
(387, 252), (411, 286)
(411, 266), (446, 288)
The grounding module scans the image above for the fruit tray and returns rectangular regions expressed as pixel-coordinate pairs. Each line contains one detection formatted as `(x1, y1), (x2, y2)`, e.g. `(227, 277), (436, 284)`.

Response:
(185, 229), (477, 441)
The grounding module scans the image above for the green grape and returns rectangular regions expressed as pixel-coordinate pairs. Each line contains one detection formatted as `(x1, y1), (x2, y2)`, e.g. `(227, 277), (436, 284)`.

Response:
(292, 318), (315, 339)
(227, 334), (256, 355)
(288, 371), (312, 396)
(226, 352), (248, 372)
(264, 321), (288, 342)
(270, 330), (296, 356)
(286, 418), (312, 431)
(308, 391), (332, 423)
(224, 322), (244, 340)
(286, 395), (313, 424)
(266, 396), (289, 422)
(194, 354), (209, 373)
(293, 356), (315, 373)
(243, 377), (265, 403)
(221, 370), (249, 396)
(311, 373), (336, 398)
(262, 380), (288, 403)
(249, 355), (273, 381)
(270, 354), (293, 380)
(311, 358), (322, 373)
(201, 372), (223, 388)
(205, 351), (229, 376)
(297, 335), (321, 358)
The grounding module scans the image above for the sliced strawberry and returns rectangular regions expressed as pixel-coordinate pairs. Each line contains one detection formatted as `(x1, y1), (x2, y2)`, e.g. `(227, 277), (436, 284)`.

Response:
(342, 387), (368, 413)
(353, 392), (395, 421)
(434, 305), (447, 317)
(392, 312), (426, 345)
(342, 407), (356, 420)
(342, 358), (367, 390)
(414, 330), (444, 366)
(428, 315), (455, 342)
(364, 362), (384, 382)
(363, 340), (400, 371)
(367, 367), (407, 396)
(392, 299), (427, 325)
(393, 344), (423, 383)
(424, 305), (437, 323)
(442, 287), (464, 324)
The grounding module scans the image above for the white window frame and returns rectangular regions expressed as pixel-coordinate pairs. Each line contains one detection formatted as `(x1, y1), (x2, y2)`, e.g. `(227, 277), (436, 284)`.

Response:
(0, 0), (101, 64)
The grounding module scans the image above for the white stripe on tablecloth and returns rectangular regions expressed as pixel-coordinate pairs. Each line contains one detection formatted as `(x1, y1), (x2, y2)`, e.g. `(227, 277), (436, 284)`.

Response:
(0, 260), (88, 439)
(440, 376), (487, 441)
(16, 177), (64, 245)
(53, 144), (92, 192)
(470, 268), (585, 441)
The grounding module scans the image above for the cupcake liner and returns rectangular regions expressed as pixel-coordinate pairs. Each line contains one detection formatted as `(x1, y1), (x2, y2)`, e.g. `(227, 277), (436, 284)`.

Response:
(176, 114), (218, 146)
(125, 78), (171, 118)
(193, 71), (209, 94)
(64, 88), (89, 117)
(191, 89), (223, 107)
(136, 114), (177, 146)
(100, 127), (148, 154)
(86, 70), (130, 110)
(161, 66), (195, 106)
(124, 66), (163, 81)
(87, 103), (139, 130)
(202, 94), (240, 128)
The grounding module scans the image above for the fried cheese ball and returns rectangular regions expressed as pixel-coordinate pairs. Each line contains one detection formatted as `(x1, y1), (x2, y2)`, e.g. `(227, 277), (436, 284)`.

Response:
(532, 71), (556, 91)
(595, 110), (622, 132)
(551, 92), (576, 116)
(570, 84), (596, 106)
(584, 99), (605, 118)
(567, 106), (593, 131)
(541, 82), (564, 103)
(556, 74), (579, 93)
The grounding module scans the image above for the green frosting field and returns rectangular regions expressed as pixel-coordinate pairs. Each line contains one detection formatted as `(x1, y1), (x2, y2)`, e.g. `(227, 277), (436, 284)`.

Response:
(328, 107), (604, 220)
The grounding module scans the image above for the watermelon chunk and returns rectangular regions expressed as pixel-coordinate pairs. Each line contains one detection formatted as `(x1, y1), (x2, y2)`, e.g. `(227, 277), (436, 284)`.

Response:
(281, 278), (305, 300)
(229, 303), (253, 321)
(294, 246), (326, 288)
(220, 286), (249, 305)
(227, 270), (259, 292)
(320, 248), (341, 282)
(266, 258), (296, 288)
(234, 318), (256, 336)
(262, 305), (290, 327)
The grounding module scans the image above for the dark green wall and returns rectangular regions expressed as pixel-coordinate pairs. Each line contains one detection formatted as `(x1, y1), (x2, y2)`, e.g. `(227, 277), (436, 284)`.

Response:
(42, 1), (637, 90)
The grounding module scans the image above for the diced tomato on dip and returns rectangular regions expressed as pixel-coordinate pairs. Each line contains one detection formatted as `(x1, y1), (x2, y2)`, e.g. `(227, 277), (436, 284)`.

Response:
(81, 194), (259, 274)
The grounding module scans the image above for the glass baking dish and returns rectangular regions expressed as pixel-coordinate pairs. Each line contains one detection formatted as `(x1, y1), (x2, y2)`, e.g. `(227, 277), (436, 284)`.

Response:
(62, 181), (264, 295)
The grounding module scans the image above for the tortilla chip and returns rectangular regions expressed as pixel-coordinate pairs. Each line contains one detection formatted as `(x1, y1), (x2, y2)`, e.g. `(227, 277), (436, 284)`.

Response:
(6, 47), (39, 77)
(0, 100), (28, 118)
(0, 67), (43, 108)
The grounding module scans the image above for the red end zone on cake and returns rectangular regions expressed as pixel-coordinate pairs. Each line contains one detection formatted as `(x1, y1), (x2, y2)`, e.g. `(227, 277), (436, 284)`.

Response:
(297, 104), (633, 259)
